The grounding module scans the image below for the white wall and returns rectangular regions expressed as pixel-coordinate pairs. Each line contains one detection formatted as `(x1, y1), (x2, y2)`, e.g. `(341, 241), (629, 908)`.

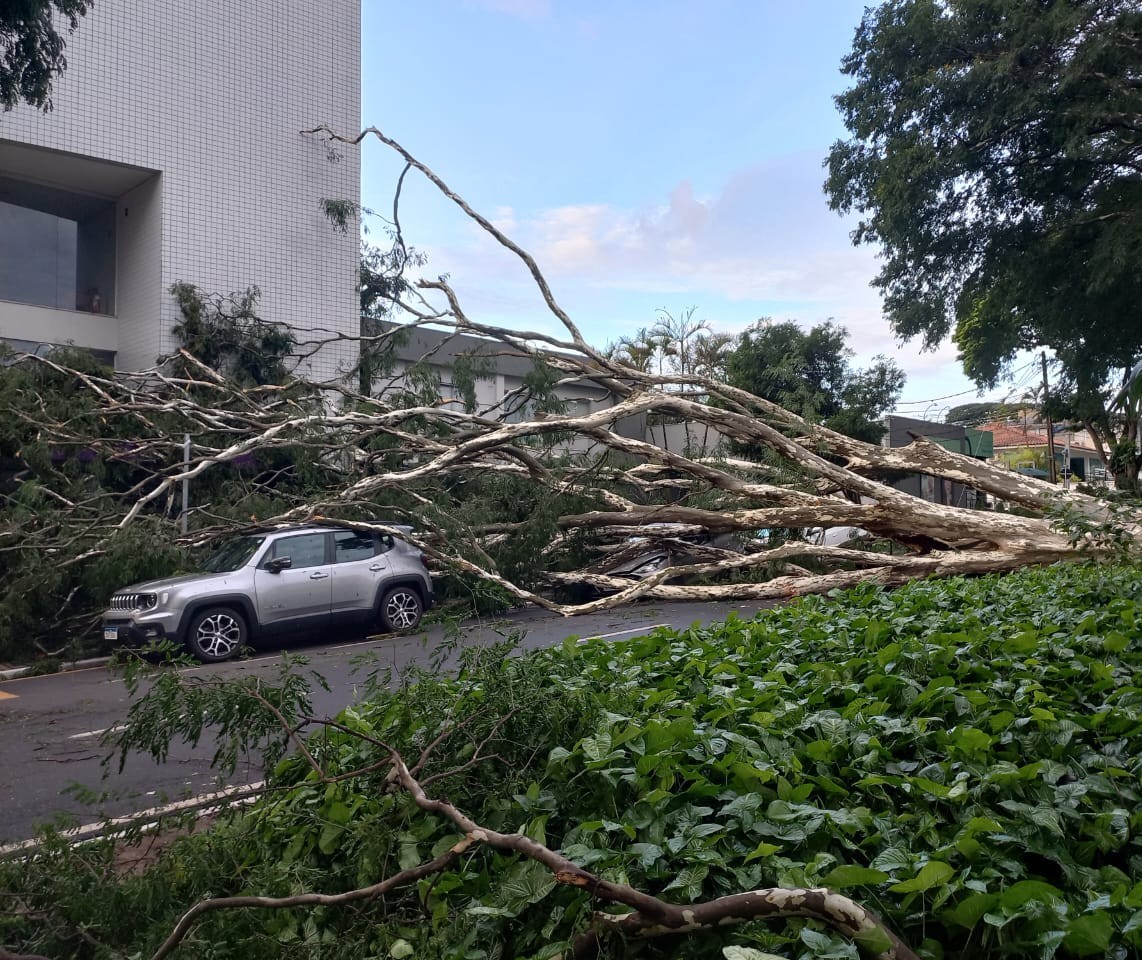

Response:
(1, 0), (360, 379)
(0, 300), (117, 352)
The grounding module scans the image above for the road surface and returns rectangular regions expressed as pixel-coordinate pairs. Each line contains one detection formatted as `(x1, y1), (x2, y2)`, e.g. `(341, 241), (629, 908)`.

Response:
(0, 599), (774, 843)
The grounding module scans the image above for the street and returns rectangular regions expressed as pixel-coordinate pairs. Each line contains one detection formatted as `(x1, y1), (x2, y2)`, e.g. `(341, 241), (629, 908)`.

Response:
(0, 599), (773, 844)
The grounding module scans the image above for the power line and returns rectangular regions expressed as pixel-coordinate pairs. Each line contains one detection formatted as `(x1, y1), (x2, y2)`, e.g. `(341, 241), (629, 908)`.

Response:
(891, 359), (1038, 409)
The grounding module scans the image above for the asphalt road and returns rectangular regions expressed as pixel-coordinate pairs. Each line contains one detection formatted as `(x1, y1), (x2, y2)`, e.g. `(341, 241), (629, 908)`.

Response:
(0, 599), (774, 844)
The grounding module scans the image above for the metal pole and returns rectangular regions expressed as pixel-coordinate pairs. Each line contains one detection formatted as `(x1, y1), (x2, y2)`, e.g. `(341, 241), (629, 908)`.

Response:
(181, 433), (190, 535)
(1041, 352), (1057, 483)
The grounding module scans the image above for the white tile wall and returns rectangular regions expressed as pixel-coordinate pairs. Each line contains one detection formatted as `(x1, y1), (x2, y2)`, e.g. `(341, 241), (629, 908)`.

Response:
(1, 0), (361, 381)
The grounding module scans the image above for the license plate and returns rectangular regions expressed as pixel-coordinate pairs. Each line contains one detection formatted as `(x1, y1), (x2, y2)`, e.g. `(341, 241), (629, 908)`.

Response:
(103, 626), (119, 642)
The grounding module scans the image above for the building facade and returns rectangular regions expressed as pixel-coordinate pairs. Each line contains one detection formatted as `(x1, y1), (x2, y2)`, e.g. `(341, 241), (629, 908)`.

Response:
(373, 321), (730, 459)
(984, 421), (1111, 486)
(882, 415), (993, 507)
(0, 0), (360, 380)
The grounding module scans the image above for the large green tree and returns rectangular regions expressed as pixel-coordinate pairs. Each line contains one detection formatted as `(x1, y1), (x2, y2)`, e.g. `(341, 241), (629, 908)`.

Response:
(1, 0), (90, 111)
(725, 319), (905, 443)
(826, 0), (1142, 488)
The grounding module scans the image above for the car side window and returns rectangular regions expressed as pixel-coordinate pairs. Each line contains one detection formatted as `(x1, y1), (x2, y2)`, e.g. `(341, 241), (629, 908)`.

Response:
(333, 531), (378, 563)
(269, 533), (328, 569)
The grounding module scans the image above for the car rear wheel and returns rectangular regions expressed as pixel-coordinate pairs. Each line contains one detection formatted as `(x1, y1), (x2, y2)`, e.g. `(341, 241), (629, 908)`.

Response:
(379, 586), (423, 632)
(185, 607), (247, 662)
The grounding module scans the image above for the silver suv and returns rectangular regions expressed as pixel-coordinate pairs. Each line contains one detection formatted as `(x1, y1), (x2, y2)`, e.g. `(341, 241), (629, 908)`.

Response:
(102, 525), (434, 662)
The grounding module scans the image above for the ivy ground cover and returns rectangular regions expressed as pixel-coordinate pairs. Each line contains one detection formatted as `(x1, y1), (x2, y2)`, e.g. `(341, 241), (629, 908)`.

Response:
(3, 561), (1142, 959)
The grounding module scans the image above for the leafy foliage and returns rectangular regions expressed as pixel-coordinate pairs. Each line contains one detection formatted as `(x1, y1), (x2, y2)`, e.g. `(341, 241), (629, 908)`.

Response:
(168, 282), (297, 387)
(0, 346), (187, 659)
(726, 319), (904, 443)
(0, 0), (90, 110)
(607, 307), (734, 382)
(825, 0), (1142, 488)
(6, 562), (1142, 958)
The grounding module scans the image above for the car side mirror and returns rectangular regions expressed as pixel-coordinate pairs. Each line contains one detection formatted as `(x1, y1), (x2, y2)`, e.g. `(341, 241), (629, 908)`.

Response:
(266, 556), (292, 574)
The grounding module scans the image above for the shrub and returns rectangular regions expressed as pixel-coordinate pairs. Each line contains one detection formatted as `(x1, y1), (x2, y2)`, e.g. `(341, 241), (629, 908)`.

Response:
(4, 562), (1142, 958)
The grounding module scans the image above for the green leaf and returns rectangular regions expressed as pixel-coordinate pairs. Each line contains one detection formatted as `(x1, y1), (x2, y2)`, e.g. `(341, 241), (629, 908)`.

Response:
(869, 846), (912, 873)
(1000, 880), (1065, 910)
(821, 865), (890, 889)
(799, 927), (857, 958)
(744, 841), (782, 863)
(664, 864), (709, 900)
(852, 924), (893, 955)
(317, 823), (344, 855)
(629, 842), (663, 868)
(945, 892), (999, 929)
(497, 860), (558, 915)
(890, 861), (955, 894)
(389, 940), (415, 959)
(398, 841), (420, 870)
(1063, 913), (1114, 956)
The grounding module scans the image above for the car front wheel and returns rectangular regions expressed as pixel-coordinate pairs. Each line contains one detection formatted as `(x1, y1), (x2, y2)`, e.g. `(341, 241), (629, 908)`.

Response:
(379, 586), (423, 632)
(185, 607), (247, 662)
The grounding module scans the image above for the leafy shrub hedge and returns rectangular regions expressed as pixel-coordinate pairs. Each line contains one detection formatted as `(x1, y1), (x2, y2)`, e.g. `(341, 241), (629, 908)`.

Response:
(3, 562), (1142, 959)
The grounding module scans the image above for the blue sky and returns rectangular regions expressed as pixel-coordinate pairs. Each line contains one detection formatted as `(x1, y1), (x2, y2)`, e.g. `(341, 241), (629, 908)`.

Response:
(358, 0), (1016, 418)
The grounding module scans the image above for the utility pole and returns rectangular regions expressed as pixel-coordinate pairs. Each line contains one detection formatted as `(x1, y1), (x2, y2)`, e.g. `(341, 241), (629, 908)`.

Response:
(1041, 352), (1058, 483)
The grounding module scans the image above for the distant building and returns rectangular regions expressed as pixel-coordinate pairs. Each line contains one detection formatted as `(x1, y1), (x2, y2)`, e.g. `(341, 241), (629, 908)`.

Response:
(984, 421), (1110, 486)
(372, 321), (729, 457)
(0, 0), (360, 380)
(881, 415), (993, 506)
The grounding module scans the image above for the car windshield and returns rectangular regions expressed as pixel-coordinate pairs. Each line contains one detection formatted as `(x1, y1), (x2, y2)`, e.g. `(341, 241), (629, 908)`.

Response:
(200, 536), (266, 573)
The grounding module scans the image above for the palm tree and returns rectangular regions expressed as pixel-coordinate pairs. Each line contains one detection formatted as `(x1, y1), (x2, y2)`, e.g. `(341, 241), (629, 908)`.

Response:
(690, 331), (735, 382)
(650, 307), (710, 378)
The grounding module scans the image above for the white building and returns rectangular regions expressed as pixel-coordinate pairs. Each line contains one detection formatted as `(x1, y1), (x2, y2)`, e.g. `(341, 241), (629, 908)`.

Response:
(0, 0), (360, 380)
(376, 321), (730, 458)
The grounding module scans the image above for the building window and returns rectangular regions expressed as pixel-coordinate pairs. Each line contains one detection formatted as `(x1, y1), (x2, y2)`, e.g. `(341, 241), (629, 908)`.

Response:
(0, 180), (116, 314)
(0, 337), (115, 367)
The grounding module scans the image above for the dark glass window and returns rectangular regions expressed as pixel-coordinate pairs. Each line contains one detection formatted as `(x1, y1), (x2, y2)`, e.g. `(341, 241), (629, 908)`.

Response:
(201, 536), (266, 573)
(0, 181), (116, 313)
(270, 533), (328, 569)
(334, 531), (378, 563)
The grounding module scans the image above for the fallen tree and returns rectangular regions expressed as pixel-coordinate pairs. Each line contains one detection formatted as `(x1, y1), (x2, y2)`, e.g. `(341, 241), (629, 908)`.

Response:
(0, 128), (1139, 656)
(147, 722), (919, 960)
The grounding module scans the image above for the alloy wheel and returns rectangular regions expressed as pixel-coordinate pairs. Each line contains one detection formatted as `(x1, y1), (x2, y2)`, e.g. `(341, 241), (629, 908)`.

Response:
(195, 612), (243, 659)
(384, 590), (421, 630)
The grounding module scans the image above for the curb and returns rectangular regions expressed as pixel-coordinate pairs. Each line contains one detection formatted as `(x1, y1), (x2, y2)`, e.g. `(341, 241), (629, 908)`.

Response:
(0, 780), (266, 856)
(0, 656), (111, 682)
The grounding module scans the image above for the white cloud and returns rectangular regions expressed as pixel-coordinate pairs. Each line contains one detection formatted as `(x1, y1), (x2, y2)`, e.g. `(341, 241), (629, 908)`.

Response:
(403, 151), (988, 400)
(428, 152), (890, 340)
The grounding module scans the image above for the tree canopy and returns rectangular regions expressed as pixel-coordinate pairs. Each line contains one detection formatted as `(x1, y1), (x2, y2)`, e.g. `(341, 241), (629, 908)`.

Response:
(0, 0), (90, 111)
(725, 319), (905, 443)
(825, 0), (1142, 487)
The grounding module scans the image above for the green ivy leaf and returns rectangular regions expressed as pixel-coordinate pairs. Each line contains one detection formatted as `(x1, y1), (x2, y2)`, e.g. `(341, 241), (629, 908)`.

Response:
(821, 865), (890, 889)
(664, 864), (709, 901)
(744, 841), (782, 863)
(1063, 912), (1114, 956)
(889, 861), (955, 894)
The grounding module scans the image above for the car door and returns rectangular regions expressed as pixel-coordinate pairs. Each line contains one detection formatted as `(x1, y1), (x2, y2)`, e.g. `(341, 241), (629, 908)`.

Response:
(330, 531), (392, 621)
(252, 532), (333, 630)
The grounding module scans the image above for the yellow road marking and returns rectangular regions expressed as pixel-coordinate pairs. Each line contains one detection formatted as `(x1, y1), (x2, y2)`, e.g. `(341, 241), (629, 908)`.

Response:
(0, 689), (18, 700)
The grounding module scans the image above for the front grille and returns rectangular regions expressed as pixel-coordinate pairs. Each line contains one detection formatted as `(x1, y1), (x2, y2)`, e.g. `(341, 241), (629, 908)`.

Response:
(109, 593), (157, 612)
